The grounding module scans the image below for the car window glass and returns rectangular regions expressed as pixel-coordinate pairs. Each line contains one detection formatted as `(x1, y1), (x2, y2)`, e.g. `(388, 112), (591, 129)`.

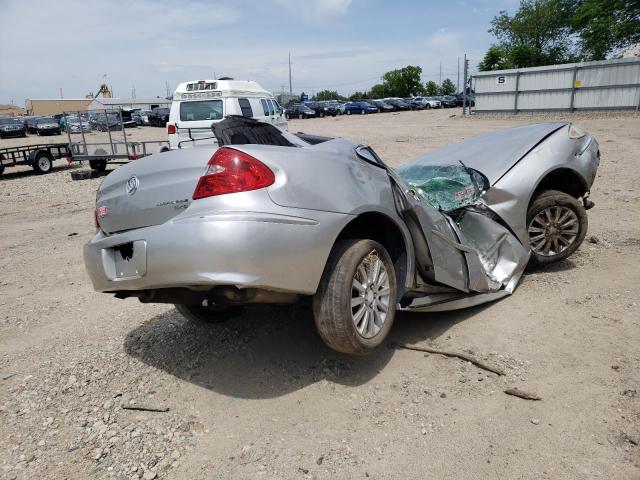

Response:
(273, 100), (282, 114)
(179, 100), (223, 121)
(238, 98), (253, 117)
(260, 99), (269, 116)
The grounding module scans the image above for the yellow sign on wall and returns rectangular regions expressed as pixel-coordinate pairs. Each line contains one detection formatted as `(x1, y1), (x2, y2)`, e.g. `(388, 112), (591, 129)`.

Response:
(574, 80), (583, 88)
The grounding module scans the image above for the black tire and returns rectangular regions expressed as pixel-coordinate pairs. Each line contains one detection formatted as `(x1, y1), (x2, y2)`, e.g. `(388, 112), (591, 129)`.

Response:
(361, 109), (366, 115)
(313, 239), (397, 355)
(298, 113), (303, 120)
(285, 113), (290, 120)
(0, 160), (4, 176)
(175, 303), (244, 324)
(32, 151), (53, 174)
(527, 190), (588, 265)
(346, 110), (352, 115)
(89, 159), (107, 172)
(70, 170), (92, 181)
(425, 104), (431, 109)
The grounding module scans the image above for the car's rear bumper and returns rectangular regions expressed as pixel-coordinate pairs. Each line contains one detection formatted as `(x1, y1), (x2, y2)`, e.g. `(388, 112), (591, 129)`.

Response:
(84, 208), (351, 296)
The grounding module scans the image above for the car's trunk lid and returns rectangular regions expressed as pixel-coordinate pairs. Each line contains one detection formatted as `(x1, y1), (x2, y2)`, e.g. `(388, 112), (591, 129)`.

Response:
(96, 147), (216, 234)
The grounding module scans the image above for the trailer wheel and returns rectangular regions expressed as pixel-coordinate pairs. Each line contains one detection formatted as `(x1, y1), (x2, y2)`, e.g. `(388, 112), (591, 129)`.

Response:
(89, 159), (107, 172)
(31, 151), (53, 174)
(0, 156), (4, 176)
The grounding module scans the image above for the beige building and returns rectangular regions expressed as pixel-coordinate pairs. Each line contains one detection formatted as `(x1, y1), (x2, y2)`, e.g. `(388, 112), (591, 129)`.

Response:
(0, 104), (26, 116)
(25, 99), (93, 116)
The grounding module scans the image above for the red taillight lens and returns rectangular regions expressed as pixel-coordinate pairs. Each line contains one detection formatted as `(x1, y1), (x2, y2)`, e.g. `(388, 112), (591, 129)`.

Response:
(192, 148), (275, 200)
(167, 124), (176, 135)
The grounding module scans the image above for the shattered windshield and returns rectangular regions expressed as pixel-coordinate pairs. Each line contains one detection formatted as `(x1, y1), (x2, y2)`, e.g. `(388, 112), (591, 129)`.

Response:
(396, 163), (487, 212)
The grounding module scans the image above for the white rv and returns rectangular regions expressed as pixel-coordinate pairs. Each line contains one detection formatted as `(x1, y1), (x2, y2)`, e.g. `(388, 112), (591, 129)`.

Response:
(167, 79), (287, 149)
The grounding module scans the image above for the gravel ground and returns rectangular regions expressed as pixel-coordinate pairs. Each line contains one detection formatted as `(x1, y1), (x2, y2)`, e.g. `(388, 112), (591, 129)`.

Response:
(0, 108), (638, 479)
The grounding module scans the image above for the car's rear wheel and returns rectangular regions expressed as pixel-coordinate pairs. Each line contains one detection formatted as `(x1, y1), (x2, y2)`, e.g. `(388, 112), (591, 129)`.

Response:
(313, 239), (396, 355)
(527, 190), (587, 264)
(175, 302), (244, 324)
(346, 110), (352, 115)
(361, 109), (366, 115)
(298, 113), (303, 120)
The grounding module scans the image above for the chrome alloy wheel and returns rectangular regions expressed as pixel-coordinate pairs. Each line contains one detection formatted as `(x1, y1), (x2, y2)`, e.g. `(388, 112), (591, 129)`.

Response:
(350, 251), (391, 338)
(528, 205), (579, 257)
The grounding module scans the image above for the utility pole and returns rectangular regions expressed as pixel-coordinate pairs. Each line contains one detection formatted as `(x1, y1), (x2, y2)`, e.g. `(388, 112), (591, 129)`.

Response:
(59, 88), (63, 99)
(288, 53), (293, 99)
(462, 54), (469, 115)
(439, 61), (442, 85)
(165, 81), (170, 98)
(457, 56), (460, 93)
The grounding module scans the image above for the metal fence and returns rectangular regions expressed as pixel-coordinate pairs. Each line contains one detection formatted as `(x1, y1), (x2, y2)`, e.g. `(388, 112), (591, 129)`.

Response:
(473, 57), (640, 113)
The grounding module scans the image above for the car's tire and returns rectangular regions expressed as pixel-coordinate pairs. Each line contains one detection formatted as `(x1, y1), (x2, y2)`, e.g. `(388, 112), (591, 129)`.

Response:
(346, 110), (351, 115)
(285, 113), (290, 120)
(313, 239), (397, 355)
(298, 113), (303, 120)
(175, 303), (244, 324)
(425, 104), (431, 109)
(527, 190), (588, 265)
(361, 109), (366, 115)
(89, 159), (107, 172)
(32, 151), (53, 174)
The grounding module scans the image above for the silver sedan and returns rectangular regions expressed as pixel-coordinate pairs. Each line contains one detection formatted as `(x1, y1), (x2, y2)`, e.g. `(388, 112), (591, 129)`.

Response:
(83, 118), (599, 355)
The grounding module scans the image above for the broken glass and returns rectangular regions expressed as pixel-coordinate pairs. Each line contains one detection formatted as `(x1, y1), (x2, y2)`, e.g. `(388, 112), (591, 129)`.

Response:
(396, 163), (486, 212)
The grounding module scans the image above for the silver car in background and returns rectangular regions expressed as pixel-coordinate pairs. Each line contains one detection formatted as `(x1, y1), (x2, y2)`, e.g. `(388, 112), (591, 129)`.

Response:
(83, 117), (599, 355)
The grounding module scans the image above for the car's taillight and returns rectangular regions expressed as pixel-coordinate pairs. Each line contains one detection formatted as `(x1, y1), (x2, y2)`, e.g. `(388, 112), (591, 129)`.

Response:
(192, 148), (275, 200)
(167, 124), (176, 135)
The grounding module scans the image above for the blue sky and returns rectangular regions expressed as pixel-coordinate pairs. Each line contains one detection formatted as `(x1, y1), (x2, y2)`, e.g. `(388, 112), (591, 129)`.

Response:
(0, 0), (519, 105)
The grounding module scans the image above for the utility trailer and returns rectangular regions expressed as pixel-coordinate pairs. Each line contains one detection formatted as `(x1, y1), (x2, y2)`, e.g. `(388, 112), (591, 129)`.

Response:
(64, 109), (168, 173)
(0, 143), (72, 176)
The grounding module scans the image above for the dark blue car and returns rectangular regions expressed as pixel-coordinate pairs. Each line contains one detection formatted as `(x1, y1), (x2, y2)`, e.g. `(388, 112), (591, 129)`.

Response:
(344, 101), (378, 115)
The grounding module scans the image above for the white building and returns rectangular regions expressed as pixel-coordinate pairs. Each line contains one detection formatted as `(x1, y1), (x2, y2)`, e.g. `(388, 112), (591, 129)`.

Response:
(86, 97), (172, 111)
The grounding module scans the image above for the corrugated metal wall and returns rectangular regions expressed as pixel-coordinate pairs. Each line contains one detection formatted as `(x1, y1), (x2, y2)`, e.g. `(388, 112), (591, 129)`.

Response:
(474, 57), (640, 113)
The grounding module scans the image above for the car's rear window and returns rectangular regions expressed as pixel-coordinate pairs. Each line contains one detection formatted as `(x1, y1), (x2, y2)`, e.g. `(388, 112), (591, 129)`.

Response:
(179, 100), (223, 121)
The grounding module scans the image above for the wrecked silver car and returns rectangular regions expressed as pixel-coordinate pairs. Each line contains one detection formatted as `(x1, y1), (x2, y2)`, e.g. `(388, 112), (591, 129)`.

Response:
(83, 117), (599, 355)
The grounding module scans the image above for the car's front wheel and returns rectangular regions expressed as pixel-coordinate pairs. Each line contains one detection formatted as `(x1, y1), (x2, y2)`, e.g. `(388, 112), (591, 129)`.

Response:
(313, 239), (396, 355)
(175, 302), (244, 324)
(527, 190), (588, 264)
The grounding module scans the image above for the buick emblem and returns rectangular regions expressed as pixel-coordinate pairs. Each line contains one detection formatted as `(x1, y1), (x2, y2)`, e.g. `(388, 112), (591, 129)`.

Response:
(126, 176), (139, 195)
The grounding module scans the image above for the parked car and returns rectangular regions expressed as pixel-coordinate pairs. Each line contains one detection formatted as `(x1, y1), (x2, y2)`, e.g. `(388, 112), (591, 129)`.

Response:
(133, 110), (152, 126)
(439, 95), (457, 108)
(383, 98), (412, 111)
(327, 101), (345, 115)
(0, 117), (27, 138)
(66, 114), (92, 134)
(284, 104), (316, 119)
(83, 117), (599, 355)
(303, 101), (336, 118)
(319, 101), (341, 116)
(370, 100), (394, 113)
(35, 117), (62, 136)
(403, 98), (426, 110)
(148, 107), (170, 127)
(93, 113), (122, 132)
(420, 97), (442, 109)
(456, 94), (475, 107)
(25, 116), (42, 134)
(344, 101), (378, 115)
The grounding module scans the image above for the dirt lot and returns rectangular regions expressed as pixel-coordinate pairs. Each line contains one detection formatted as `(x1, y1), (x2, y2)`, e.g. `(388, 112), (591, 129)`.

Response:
(1, 109), (638, 480)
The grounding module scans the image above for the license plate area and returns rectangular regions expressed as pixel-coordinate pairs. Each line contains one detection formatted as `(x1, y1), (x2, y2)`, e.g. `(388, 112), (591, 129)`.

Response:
(102, 240), (147, 280)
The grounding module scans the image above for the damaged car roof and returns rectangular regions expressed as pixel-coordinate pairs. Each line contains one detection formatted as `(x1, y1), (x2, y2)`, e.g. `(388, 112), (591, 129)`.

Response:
(407, 122), (567, 184)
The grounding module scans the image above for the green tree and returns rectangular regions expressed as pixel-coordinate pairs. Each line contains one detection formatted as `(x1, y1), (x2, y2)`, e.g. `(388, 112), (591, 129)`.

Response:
(368, 83), (388, 99)
(569, 0), (640, 60)
(314, 90), (345, 101)
(348, 91), (368, 101)
(424, 80), (439, 96)
(439, 78), (456, 95)
(382, 66), (424, 97)
(478, 45), (513, 71)
(484, 0), (577, 68)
